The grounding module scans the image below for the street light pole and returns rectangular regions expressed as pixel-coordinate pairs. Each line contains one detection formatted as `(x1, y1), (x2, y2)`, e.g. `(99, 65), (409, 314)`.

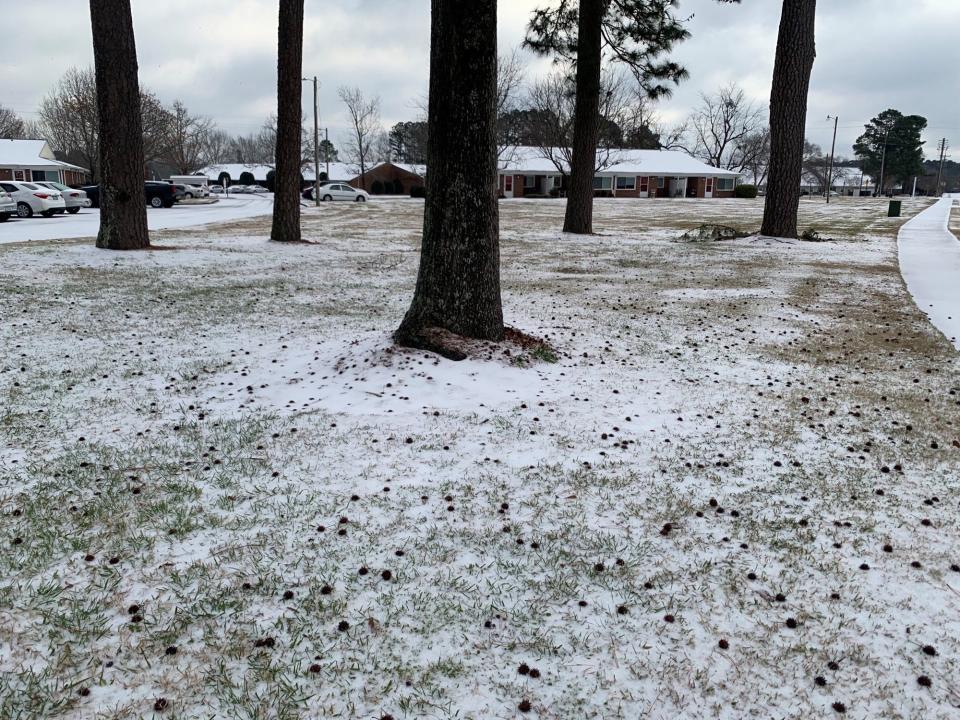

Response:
(302, 75), (321, 207)
(877, 128), (890, 197)
(826, 115), (838, 204)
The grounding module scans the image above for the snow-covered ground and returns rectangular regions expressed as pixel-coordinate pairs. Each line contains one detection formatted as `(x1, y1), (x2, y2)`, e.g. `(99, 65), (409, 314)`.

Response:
(1, 197), (958, 719)
(898, 195), (960, 350)
(0, 193), (275, 244)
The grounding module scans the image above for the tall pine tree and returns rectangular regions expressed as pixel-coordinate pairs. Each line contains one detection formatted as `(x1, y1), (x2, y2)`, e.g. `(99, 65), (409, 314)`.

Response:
(761, 0), (816, 239)
(395, 0), (502, 358)
(89, 0), (149, 250)
(271, 0), (304, 243)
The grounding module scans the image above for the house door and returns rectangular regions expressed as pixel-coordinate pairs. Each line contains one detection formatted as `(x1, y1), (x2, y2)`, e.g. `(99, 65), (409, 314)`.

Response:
(503, 175), (513, 198)
(705, 177), (714, 198)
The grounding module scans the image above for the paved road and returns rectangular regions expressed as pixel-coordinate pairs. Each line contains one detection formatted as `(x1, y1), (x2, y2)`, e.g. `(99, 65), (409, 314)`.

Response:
(897, 194), (960, 350)
(0, 194), (274, 245)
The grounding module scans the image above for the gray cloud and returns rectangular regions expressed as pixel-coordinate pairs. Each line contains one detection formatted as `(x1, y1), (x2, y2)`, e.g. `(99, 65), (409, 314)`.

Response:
(4, 0), (957, 158)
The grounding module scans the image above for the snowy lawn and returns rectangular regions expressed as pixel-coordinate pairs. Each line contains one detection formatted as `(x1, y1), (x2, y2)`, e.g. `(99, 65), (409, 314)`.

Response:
(1, 196), (959, 719)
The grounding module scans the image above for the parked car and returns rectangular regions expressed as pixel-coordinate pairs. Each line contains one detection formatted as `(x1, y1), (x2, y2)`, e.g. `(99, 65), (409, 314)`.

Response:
(210, 185), (225, 194)
(173, 183), (209, 199)
(82, 182), (177, 209)
(228, 185), (249, 194)
(0, 181), (66, 218)
(306, 182), (369, 202)
(35, 181), (91, 214)
(0, 187), (16, 221)
(248, 184), (268, 193)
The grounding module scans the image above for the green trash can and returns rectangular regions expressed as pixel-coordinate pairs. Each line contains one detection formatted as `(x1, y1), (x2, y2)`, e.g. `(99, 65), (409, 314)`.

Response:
(888, 200), (902, 217)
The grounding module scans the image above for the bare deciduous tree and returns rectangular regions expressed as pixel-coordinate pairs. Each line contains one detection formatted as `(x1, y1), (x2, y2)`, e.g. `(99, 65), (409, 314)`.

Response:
(0, 105), (27, 138)
(38, 67), (170, 180)
(165, 100), (214, 174)
(338, 87), (381, 188)
(686, 83), (765, 169)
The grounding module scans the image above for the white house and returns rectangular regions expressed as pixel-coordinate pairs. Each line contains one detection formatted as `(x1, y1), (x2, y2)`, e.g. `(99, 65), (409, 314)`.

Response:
(0, 139), (89, 185)
(498, 146), (741, 199)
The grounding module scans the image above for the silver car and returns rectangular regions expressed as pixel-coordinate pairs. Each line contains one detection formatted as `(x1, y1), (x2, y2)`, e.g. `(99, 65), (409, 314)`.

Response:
(35, 181), (91, 214)
(0, 187), (15, 221)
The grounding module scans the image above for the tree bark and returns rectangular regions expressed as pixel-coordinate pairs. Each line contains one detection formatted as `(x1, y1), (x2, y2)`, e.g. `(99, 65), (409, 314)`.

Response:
(563, 0), (605, 235)
(89, 0), (148, 250)
(761, 0), (816, 239)
(271, 0), (303, 243)
(395, 0), (503, 356)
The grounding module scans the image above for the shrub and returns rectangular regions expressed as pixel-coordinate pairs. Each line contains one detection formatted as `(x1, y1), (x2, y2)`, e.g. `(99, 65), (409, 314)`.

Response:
(265, 170), (276, 192)
(410, 185), (426, 198)
(593, 189), (613, 198)
(392, 178), (404, 195)
(239, 171), (255, 186)
(217, 172), (231, 187)
(734, 184), (758, 199)
(549, 187), (562, 198)
(371, 180), (384, 195)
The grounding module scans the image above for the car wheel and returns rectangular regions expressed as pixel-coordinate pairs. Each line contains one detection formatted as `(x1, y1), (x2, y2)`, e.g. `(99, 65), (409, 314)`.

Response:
(184, 192), (193, 199)
(322, 194), (333, 202)
(0, 213), (9, 223)
(355, 196), (366, 202)
(67, 207), (80, 214)
(17, 202), (33, 218)
(150, 196), (163, 208)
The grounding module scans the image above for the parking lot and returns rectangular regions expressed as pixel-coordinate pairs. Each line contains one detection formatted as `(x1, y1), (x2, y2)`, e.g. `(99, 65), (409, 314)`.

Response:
(0, 193), (275, 244)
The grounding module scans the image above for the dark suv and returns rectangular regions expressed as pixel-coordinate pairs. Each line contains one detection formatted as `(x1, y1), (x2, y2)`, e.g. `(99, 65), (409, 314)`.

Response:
(82, 182), (177, 209)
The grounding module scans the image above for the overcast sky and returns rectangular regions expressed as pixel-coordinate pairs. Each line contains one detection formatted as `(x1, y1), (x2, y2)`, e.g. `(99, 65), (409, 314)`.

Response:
(4, 0), (958, 159)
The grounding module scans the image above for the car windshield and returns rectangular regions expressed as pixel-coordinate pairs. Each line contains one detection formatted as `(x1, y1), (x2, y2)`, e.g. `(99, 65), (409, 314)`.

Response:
(45, 181), (70, 191)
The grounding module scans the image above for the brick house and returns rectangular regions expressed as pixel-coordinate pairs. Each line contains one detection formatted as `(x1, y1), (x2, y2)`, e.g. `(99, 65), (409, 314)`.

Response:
(0, 139), (89, 186)
(348, 162), (425, 194)
(498, 146), (740, 199)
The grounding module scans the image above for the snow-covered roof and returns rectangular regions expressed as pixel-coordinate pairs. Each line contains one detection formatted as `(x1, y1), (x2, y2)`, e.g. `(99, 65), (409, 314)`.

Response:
(201, 162), (360, 182)
(498, 146), (741, 177)
(0, 138), (88, 172)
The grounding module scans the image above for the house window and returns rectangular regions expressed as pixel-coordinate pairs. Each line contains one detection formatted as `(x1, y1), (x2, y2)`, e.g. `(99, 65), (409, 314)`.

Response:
(639, 177), (649, 193)
(14, 170), (25, 181)
(656, 176), (665, 189)
(716, 178), (735, 191)
(504, 175), (513, 192)
(592, 176), (612, 190)
(524, 175), (536, 189)
(615, 176), (636, 190)
(706, 177), (714, 193)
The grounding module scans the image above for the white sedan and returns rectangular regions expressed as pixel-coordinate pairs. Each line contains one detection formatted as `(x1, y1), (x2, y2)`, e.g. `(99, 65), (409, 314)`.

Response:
(0, 187), (15, 221)
(310, 182), (369, 202)
(35, 181), (92, 214)
(0, 181), (66, 218)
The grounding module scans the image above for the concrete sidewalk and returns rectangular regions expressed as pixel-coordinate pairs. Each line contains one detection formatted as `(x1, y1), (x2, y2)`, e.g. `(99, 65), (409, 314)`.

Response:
(897, 195), (960, 350)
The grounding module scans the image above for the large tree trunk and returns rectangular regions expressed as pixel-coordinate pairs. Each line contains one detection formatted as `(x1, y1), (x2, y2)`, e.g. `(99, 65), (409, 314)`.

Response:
(271, 0), (303, 243)
(563, 0), (605, 235)
(89, 0), (148, 250)
(761, 0), (816, 239)
(395, 0), (503, 357)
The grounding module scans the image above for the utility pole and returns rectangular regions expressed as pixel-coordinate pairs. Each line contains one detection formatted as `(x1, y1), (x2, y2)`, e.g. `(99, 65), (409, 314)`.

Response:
(302, 76), (321, 207)
(826, 115), (838, 204)
(935, 138), (949, 197)
(877, 127), (890, 197)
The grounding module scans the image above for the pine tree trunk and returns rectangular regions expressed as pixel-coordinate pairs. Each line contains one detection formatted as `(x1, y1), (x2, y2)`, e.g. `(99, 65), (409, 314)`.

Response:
(563, 0), (605, 235)
(395, 0), (503, 357)
(89, 0), (148, 250)
(271, 0), (303, 243)
(761, 0), (816, 239)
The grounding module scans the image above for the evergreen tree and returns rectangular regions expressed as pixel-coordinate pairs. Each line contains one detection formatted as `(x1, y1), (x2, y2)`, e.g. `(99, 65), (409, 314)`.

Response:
(853, 109), (927, 192)
(525, 0), (737, 234)
(89, 0), (149, 250)
(760, 0), (816, 239)
(395, 0), (502, 357)
(271, 0), (304, 243)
